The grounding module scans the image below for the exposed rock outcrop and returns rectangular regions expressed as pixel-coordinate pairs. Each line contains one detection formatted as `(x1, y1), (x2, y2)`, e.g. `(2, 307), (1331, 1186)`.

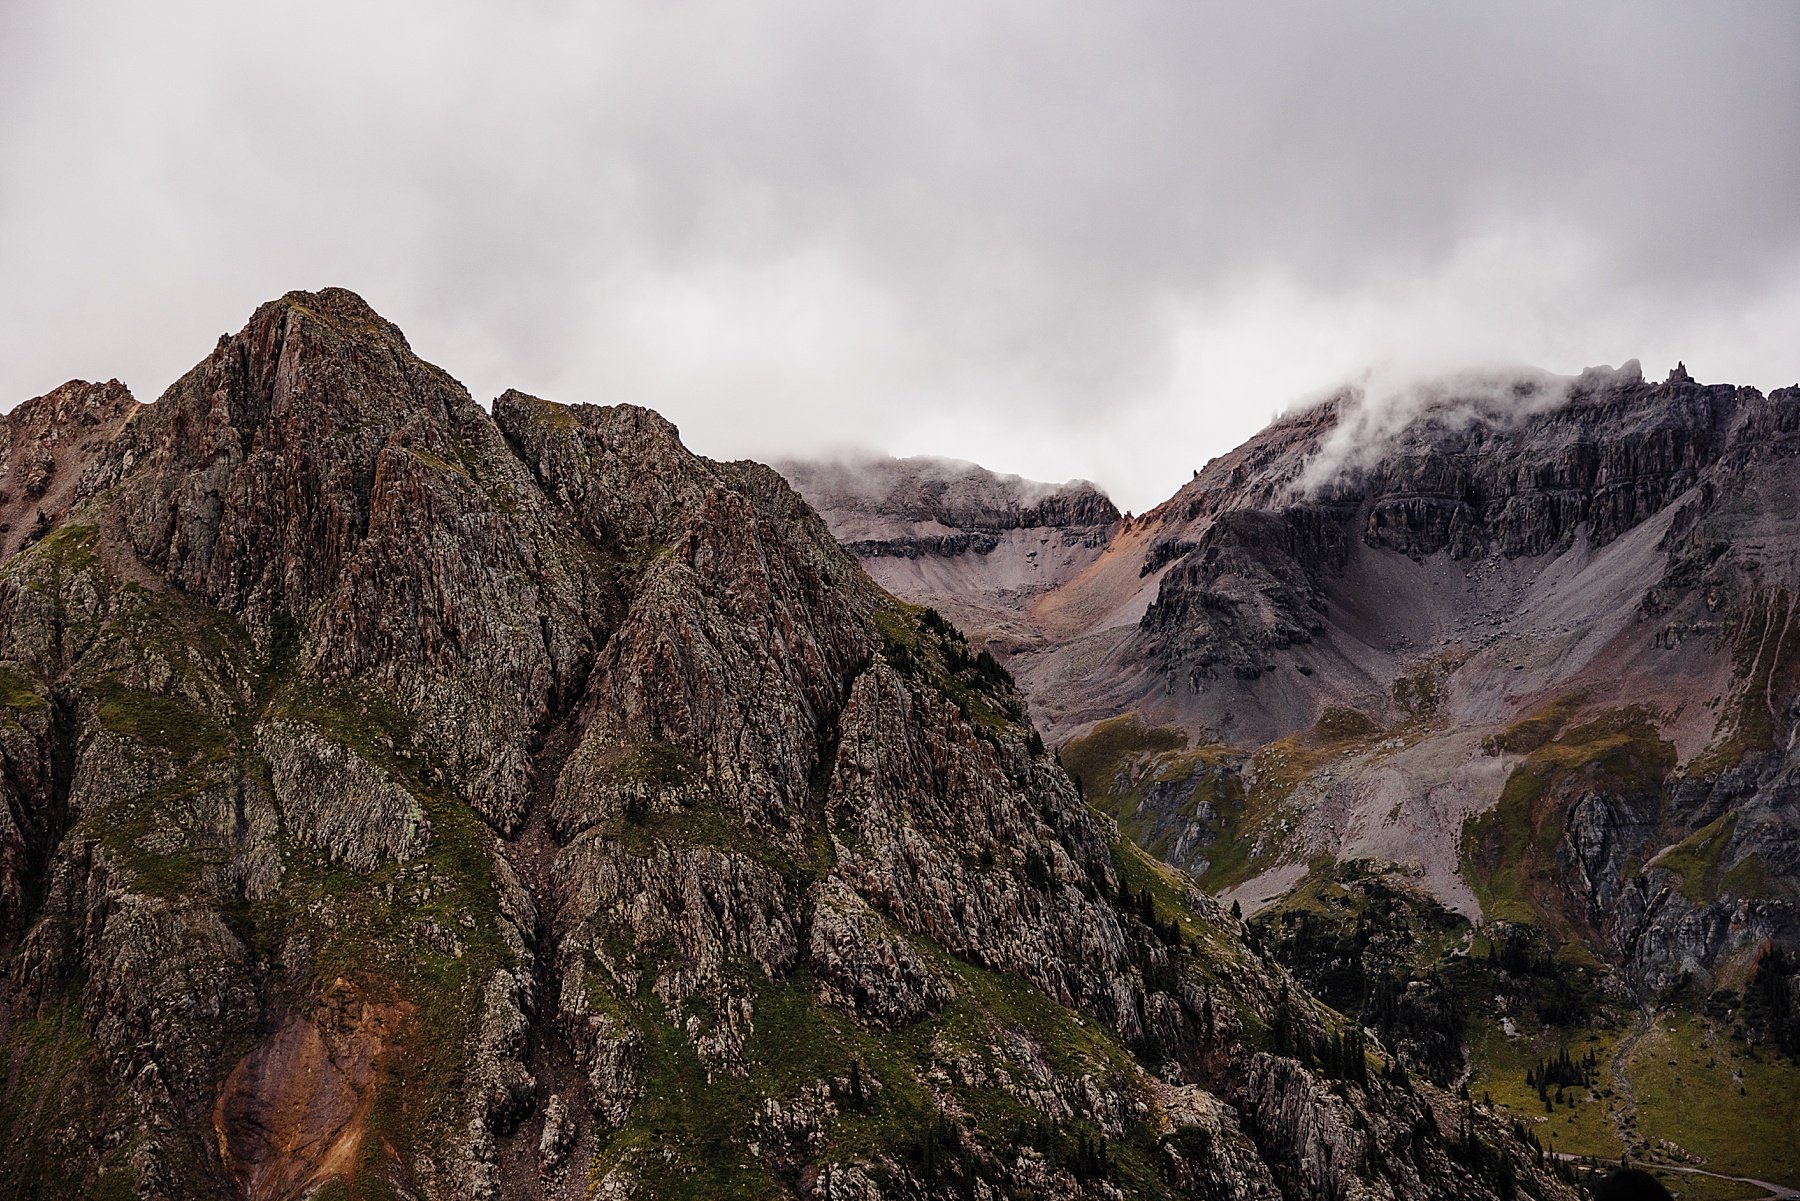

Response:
(0, 378), (135, 561)
(0, 291), (1568, 1200)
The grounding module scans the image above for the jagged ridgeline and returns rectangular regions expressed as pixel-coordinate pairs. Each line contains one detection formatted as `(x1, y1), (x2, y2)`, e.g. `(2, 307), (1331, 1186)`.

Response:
(0, 290), (1571, 1200)
(784, 356), (1800, 1186)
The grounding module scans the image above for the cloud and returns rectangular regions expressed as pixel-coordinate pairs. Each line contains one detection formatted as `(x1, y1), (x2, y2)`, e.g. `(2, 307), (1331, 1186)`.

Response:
(2, 1), (1798, 512)
(778, 451), (1096, 514)
(1290, 362), (1614, 497)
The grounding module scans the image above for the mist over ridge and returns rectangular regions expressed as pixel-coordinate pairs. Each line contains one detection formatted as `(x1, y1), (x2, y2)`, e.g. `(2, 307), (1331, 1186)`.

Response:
(5, 2), (1799, 514)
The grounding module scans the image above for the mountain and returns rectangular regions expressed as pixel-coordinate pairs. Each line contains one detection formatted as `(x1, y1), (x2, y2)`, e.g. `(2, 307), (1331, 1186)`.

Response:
(774, 455), (1121, 655)
(787, 363), (1800, 1186)
(0, 290), (1570, 1200)
(0, 379), (136, 563)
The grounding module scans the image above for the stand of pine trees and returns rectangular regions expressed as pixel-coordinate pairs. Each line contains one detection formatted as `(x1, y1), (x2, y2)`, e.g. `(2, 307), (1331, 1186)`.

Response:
(1012, 1119), (1114, 1183)
(1746, 947), (1800, 1059)
(1444, 1101), (1520, 1192)
(1525, 1046), (1597, 1110)
(1120, 882), (1187, 949)
(1268, 983), (1372, 1086)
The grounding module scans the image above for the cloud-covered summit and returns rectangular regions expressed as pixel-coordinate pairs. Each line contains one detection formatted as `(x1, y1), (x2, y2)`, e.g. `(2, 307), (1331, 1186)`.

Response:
(3, 1), (1797, 511)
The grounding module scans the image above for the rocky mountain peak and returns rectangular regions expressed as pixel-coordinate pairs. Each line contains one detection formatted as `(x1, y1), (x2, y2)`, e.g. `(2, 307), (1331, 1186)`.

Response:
(494, 388), (717, 552)
(990, 360), (1793, 746)
(79, 288), (494, 633)
(0, 290), (1574, 1200)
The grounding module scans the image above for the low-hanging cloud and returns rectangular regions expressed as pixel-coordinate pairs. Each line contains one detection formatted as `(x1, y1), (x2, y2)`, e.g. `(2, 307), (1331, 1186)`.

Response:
(1290, 361), (1642, 497)
(778, 451), (1097, 515)
(2, 1), (1797, 512)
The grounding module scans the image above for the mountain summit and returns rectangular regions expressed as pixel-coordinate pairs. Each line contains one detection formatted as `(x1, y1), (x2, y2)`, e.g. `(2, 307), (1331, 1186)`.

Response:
(775, 454), (1121, 653)
(0, 291), (1569, 1200)
(789, 364), (1800, 1185)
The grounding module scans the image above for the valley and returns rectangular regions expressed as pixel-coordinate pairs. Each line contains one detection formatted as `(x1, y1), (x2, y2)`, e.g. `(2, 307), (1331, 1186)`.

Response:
(789, 363), (1800, 1197)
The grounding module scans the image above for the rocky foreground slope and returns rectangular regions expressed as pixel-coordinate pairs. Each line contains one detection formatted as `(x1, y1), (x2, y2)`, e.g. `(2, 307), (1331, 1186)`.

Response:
(0, 290), (1571, 1200)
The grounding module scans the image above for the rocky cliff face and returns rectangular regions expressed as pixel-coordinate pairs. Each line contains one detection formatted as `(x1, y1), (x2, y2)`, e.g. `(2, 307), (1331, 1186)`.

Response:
(0, 378), (136, 562)
(0, 291), (1568, 1200)
(781, 455), (1121, 550)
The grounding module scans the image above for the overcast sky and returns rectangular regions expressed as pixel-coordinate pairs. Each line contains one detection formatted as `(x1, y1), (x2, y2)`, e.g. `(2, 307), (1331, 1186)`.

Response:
(3, 2), (1797, 511)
